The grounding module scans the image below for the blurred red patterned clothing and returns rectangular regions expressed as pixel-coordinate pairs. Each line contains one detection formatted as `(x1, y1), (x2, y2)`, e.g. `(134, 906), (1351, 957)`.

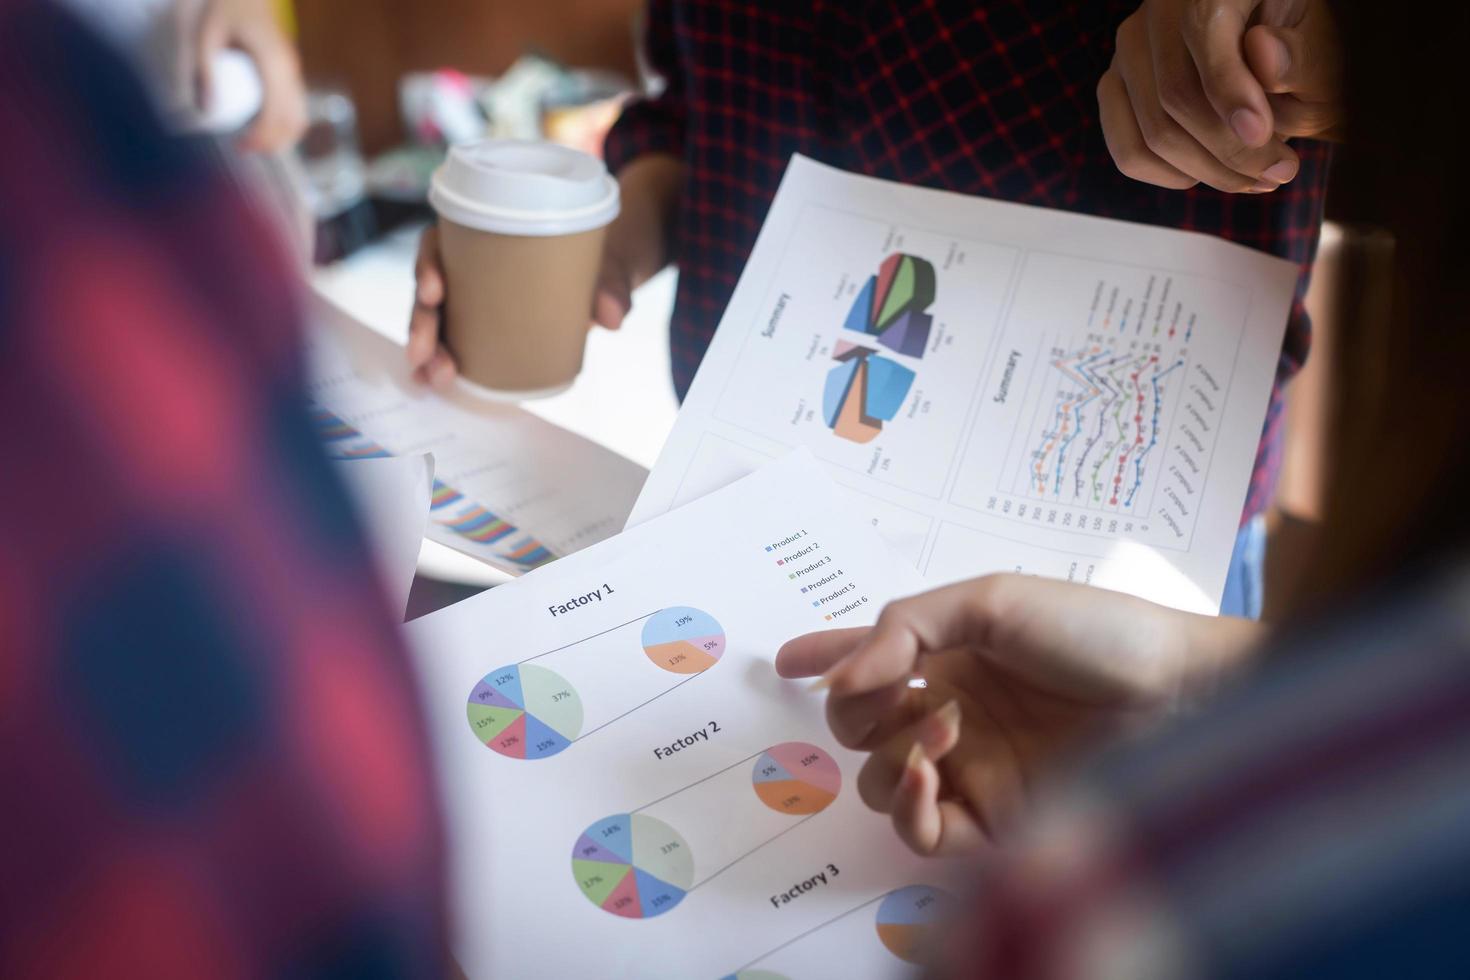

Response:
(0, 2), (445, 977)
(953, 570), (1470, 978)
(605, 0), (1329, 524)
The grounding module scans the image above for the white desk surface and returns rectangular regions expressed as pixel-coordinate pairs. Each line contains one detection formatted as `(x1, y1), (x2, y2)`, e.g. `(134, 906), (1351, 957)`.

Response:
(311, 224), (680, 586)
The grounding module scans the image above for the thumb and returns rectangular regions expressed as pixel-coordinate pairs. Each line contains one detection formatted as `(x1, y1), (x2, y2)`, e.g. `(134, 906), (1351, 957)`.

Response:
(1244, 16), (1340, 101)
(592, 257), (633, 330)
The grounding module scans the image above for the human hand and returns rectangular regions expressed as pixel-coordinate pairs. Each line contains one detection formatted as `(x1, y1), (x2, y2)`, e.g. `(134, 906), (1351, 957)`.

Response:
(195, 0), (308, 153)
(775, 575), (1261, 855)
(406, 154), (682, 390)
(1098, 0), (1342, 193)
(404, 224), (643, 391)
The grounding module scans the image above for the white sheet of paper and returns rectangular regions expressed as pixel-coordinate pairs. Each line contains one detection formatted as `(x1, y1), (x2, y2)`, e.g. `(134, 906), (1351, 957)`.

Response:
(404, 451), (961, 980)
(331, 453), (433, 619)
(304, 296), (648, 575)
(628, 156), (1301, 614)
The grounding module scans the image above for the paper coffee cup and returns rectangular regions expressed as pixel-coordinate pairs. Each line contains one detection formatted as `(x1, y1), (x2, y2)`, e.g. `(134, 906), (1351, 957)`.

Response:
(429, 139), (620, 400)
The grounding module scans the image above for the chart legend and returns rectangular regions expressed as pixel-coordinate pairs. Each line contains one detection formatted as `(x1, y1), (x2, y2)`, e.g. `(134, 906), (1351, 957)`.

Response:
(466, 663), (583, 759)
(751, 742), (841, 815)
(641, 606), (727, 673)
(572, 813), (694, 919)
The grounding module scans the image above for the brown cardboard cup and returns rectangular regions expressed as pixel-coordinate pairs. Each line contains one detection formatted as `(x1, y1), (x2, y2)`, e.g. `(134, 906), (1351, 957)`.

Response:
(429, 140), (620, 400)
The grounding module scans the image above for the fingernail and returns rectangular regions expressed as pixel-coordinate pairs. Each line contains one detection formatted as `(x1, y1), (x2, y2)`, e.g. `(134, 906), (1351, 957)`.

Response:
(905, 741), (925, 774)
(1266, 35), (1290, 80)
(808, 674), (834, 693)
(1230, 108), (1269, 146)
(919, 699), (962, 753)
(1261, 160), (1297, 184)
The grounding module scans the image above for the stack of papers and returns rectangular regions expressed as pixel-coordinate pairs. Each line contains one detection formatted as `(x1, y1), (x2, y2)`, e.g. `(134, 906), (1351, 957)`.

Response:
(304, 296), (647, 576)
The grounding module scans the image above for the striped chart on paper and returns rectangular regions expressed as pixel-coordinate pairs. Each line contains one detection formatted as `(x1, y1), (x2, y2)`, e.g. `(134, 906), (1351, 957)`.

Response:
(307, 404), (553, 569)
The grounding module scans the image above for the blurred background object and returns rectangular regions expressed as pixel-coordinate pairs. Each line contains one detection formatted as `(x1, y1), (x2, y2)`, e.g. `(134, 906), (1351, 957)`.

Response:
(294, 0), (643, 153)
(291, 0), (642, 262)
(299, 86), (376, 262)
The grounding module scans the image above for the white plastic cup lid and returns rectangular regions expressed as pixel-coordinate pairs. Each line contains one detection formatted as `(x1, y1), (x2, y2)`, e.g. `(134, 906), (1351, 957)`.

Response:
(429, 139), (620, 237)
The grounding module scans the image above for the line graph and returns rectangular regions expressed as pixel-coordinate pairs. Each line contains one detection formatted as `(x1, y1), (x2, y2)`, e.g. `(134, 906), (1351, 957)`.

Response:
(955, 266), (1246, 553)
(1016, 335), (1185, 515)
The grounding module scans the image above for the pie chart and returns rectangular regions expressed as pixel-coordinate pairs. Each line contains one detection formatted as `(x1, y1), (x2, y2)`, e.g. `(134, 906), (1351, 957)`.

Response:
(641, 606), (726, 674)
(572, 813), (694, 919)
(465, 663), (582, 760)
(842, 252), (936, 358)
(823, 344), (916, 444)
(751, 742), (841, 815)
(875, 884), (956, 964)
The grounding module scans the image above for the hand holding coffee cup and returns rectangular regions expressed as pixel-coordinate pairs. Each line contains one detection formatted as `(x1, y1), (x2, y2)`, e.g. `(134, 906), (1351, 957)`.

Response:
(409, 140), (621, 400)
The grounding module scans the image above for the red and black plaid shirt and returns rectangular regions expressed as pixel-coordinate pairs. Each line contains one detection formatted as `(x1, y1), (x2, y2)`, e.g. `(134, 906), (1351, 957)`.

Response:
(0, 3), (445, 975)
(605, 0), (1329, 523)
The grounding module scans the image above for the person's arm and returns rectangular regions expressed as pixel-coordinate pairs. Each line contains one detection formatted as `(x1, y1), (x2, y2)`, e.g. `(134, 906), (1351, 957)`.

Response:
(1097, 0), (1343, 193)
(775, 575), (1264, 855)
(194, 0), (307, 152)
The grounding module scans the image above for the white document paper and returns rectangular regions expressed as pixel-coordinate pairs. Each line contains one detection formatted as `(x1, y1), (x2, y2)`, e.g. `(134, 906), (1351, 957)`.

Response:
(404, 452), (961, 980)
(629, 156), (1300, 614)
(331, 453), (434, 619)
(304, 296), (648, 575)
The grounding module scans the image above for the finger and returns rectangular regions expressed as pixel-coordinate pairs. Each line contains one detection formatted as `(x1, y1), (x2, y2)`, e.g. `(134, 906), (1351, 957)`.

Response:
(855, 700), (963, 810)
(592, 255), (633, 330)
(1097, 68), (1198, 189)
(1141, 6), (1297, 187)
(1177, 0), (1275, 146)
(1265, 93), (1342, 140)
(592, 286), (631, 331)
(1244, 20), (1338, 101)
(1117, 23), (1279, 194)
(238, 42), (307, 153)
(890, 746), (989, 856)
(775, 627), (871, 678)
(407, 230), (447, 370)
(826, 681), (915, 750)
(418, 348), (458, 391)
(406, 303), (444, 371)
(1245, 22), (1342, 137)
(415, 226), (445, 303)
(823, 580), (1006, 698)
(940, 714), (1029, 839)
